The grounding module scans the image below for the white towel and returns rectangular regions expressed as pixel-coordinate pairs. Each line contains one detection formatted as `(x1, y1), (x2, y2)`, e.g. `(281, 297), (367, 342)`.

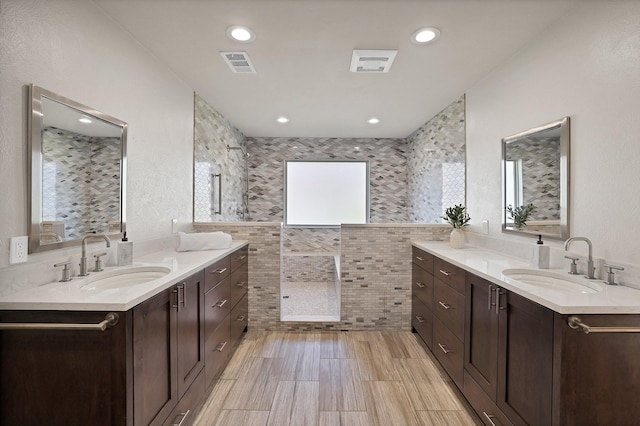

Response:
(176, 231), (232, 252)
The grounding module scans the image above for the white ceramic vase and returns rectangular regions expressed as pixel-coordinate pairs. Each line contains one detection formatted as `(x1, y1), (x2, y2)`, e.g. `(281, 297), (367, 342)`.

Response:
(449, 228), (465, 249)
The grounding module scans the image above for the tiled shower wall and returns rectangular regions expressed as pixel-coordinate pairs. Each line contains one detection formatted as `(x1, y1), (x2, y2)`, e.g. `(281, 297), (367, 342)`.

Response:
(195, 222), (451, 331)
(407, 96), (466, 223)
(42, 127), (121, 239)
(245, 137), (409, 252)
(193, 94), (248, 222)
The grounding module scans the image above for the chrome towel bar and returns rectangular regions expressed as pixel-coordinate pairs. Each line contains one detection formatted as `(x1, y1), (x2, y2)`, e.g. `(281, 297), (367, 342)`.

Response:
(567, 316), (640, 334)
(0, 312), (119, 332)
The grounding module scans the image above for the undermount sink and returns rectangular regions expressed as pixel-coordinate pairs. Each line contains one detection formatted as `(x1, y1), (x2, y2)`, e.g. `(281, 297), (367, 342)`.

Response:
(79, 266), (171, 290)
(501, 269), (603, 294)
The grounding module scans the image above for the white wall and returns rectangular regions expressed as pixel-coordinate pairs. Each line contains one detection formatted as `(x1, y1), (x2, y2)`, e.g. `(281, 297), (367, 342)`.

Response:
(466, 1), (640, 266)
(0, 0), (194, 267)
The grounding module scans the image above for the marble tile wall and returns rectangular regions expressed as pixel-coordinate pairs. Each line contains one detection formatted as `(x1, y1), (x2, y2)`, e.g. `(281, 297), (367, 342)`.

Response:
(193, 94), (248, 222)
(42, 127), (121, 239)
(407, 96), (466, 223)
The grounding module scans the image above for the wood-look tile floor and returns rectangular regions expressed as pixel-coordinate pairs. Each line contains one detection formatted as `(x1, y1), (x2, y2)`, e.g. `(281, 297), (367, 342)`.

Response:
(194, 331), (479, 426)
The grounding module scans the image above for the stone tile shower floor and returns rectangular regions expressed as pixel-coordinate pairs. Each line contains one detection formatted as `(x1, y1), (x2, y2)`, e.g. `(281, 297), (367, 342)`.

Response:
(281, 282), (340, 322)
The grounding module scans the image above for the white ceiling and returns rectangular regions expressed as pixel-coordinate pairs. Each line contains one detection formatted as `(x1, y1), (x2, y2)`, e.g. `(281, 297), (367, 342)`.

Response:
(94, 0), (578, 138)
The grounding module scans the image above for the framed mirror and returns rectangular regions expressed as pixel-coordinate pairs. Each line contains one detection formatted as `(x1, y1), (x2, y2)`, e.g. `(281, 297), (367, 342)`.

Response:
(502, 117), (569, 240)
(28, 84), (127, 253)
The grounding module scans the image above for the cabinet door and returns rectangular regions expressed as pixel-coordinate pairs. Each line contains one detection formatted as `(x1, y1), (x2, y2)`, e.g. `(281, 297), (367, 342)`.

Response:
(133, 287), (178, 426)
(177, 270), (205, 399)
(464, 274), (499, 399)
(497, 290), (553, 426)
(555, 314), (640, 426)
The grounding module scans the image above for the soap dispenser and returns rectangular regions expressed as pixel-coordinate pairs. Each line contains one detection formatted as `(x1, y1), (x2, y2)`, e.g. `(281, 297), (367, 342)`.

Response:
(530, 235), (549, 269)
(117, 232), (133, 266)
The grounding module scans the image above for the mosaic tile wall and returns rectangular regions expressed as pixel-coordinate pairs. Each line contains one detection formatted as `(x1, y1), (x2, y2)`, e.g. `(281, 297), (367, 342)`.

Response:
(193, 94), (248, 222)
(245, 137), (409, 252)
(407, 96), (466, 223)
(282, 254), (336, 282)
(505, 136), (560, 220)
(194, 222), (451, 331)
(193, 222), (282, 331)
(42, 127), (120, 239)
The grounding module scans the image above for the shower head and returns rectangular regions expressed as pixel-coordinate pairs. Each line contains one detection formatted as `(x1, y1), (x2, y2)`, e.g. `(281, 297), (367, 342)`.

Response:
(226, 145), (250, 158)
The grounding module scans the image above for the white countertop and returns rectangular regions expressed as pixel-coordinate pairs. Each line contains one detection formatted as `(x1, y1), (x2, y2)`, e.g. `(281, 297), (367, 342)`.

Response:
(412, 241), (640, 314)
(0, 240), (248, 312)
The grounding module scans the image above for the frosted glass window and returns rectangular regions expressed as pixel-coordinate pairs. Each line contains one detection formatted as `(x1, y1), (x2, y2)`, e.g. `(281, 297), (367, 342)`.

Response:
(285, 161), (369, 227)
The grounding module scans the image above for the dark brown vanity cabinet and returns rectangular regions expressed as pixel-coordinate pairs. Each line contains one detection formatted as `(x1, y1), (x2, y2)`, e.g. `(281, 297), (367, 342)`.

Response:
(0, 245), (249, 426)
(133, 269), (205, 426)
(412, 247), (434, 349)
(464, 273), (553, 426)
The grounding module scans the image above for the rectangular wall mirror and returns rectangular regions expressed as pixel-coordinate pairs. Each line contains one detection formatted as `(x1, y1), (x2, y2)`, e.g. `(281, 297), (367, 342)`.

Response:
(502, 117), (570, 240)
(28, 84), (127, 253)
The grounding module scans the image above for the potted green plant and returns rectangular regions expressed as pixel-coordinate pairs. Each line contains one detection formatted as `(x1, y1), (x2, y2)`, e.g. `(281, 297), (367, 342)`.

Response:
(442, 204), (470, 248)
(506, 203), (536, 230)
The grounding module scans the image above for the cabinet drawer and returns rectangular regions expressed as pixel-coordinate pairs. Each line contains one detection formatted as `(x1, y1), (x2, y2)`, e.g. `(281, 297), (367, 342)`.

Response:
(412, 247), (433, 273)
(229, 265), (248, 309)
(204, 278), (230, 335)
(230, 245), (248, 272)
(412, 263), (433, 309)
(205, 315), (231, 385)
(434, 279), (465, 341)
(434, 257), (465, 294)
(464, 370), (512, 426)
(433, 317), (464, 389)
(204, 256), (230, 293)
(163, 369), (205, 426)
(230, 294), (248, 346)
(412, 295), (433, 350)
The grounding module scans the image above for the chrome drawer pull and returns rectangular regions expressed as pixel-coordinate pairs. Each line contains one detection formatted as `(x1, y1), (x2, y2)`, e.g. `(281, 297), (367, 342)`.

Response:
(488, 285), (494, 311)
(415, 316), (425, 323)
(237, 255), (246, 260)
(235, 281), (247, 287)
(216, 341), (228, 352)
(437, 343), (451, 354)
(483, 412), (498, 426)
(416, 256), (425, 261)
(416, 282), (425, 288)
(170, 410), (190, 426)
(215, 299), (228, 308)
(237, 315), (246, 321)
(213, 267), (227, 274)
(438, 301), (451, 310)
(439, 269), (453, 276)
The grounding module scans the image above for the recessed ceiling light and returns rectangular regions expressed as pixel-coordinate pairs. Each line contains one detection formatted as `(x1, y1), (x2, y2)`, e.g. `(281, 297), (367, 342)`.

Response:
(78, 117), (92, 124)
(368, 117), (380, 124)
(277, 116), (289, 124)
(411, 27), (441, 44)
(226, 26), (255, 42)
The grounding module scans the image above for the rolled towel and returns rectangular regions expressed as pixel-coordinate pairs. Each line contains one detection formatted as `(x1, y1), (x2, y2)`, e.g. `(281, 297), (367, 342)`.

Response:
(177, 231), (232, 252)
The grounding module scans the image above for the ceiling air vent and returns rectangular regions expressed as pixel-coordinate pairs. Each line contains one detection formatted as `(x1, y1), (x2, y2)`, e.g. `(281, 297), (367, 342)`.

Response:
(220, 51), (256, 74)
(349, 49), (398, 73)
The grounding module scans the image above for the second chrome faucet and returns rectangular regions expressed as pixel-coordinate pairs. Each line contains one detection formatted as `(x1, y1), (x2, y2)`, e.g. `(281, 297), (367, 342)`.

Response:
(563, 237), (596, 279)
(79, 234), (111, 276)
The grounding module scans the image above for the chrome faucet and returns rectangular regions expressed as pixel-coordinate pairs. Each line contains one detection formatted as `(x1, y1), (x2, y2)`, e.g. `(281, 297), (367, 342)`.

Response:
(564, 237), (596, 279)
(79, 234), (111, 276)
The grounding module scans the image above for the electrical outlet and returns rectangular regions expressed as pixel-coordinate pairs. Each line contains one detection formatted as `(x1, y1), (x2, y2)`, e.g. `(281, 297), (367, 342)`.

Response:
(171, 218), (178, 234)
(10, 236), (28, 264)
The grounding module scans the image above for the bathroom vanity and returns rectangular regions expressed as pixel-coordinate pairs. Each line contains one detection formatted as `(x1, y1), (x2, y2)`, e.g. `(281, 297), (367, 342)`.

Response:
(412, 242), (640, 426)
(0, 242), (248, 426)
